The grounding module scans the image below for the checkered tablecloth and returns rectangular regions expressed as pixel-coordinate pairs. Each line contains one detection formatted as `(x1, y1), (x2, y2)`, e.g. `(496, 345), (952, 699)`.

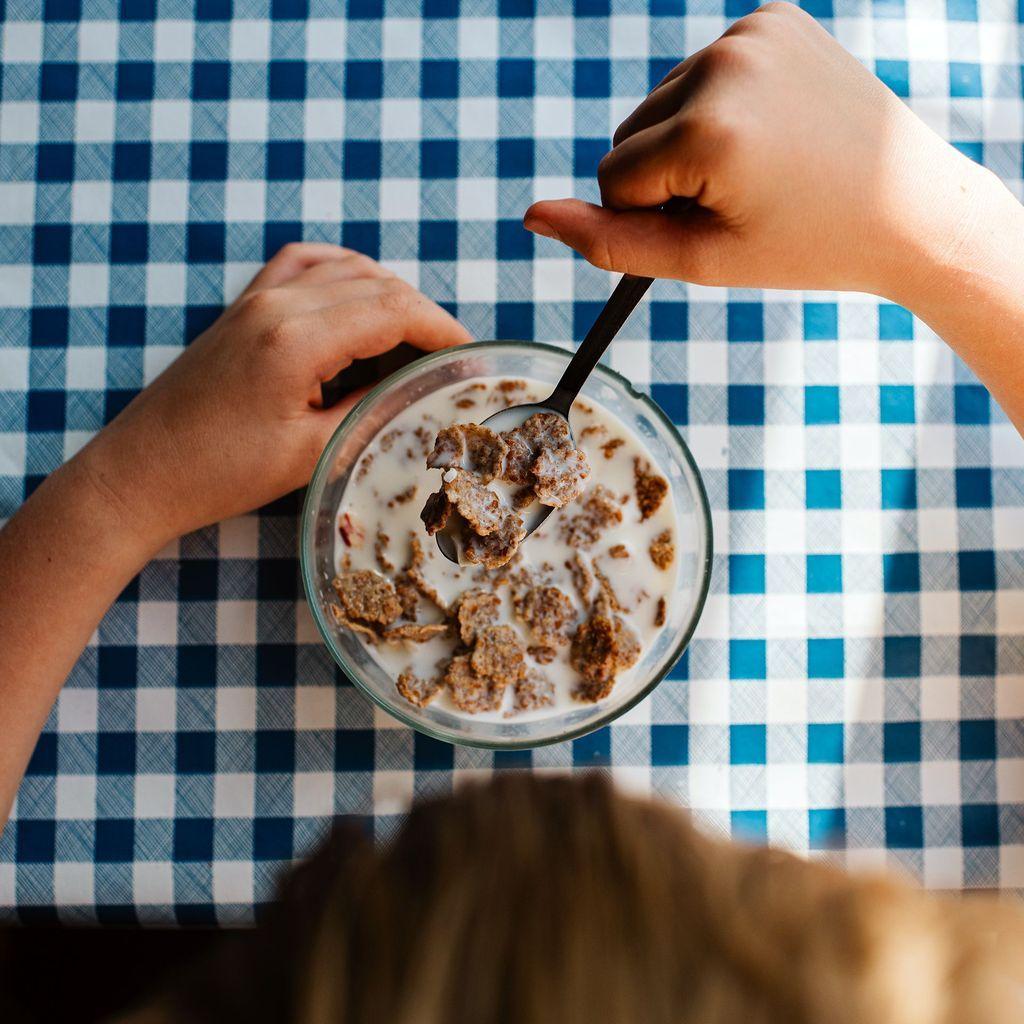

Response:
(1, 0), (1023, 924)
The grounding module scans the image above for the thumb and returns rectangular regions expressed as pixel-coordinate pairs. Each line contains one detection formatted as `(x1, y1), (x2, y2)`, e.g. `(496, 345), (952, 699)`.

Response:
(524, 198), (729, 284)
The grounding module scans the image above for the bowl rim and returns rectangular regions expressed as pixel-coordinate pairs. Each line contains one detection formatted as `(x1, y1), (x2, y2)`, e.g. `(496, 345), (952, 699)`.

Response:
(300, 339), (714, 749)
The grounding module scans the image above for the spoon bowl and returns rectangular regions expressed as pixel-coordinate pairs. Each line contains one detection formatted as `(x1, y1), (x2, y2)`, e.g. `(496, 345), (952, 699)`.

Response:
(434, 402), (563, 564)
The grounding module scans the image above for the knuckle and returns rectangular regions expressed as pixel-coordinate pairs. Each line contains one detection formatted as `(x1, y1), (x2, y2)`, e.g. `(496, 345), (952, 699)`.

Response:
(275, 240), (309, 261)
(652, 59), (686, 90)
(699, 36), (752, 74)
(759, 0), (801, 18)
(374, 279), (412, 315)
(688, 108), (743, 165)
(726, 0), (797, 34)
(749, 1), (810, 36)
(240, 288), (281, 319)
(380, 275), (408, 295)
(262, 319), (300, 353)
(347, 252), (388, 278)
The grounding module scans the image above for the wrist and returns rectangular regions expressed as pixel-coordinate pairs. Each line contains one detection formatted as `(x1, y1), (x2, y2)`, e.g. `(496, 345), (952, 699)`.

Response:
(879, 156), (1024, 430)
(60, 435), (176, 569)
(881, 145), (1019, 313)
(899, 165), (1024, 318)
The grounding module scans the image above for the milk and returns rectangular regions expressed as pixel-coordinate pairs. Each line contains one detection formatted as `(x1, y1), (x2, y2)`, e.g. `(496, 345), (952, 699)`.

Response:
(333, 377), (681, 722)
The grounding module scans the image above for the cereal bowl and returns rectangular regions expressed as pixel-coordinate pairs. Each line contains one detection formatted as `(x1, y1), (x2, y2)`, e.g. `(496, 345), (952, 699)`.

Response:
(300, 342), (712, 748)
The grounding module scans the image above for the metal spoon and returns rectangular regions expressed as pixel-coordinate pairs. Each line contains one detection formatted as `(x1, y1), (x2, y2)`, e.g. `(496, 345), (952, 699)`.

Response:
(436, 272), (657, 564)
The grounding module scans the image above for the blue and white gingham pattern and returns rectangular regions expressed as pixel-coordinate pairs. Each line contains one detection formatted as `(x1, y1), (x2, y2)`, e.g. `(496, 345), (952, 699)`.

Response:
(1, 0), (1023, 923)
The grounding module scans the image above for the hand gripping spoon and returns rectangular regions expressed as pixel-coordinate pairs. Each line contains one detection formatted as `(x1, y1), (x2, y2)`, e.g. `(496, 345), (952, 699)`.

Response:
(436, 198), (693, 564)
(435, 272), (657, 564)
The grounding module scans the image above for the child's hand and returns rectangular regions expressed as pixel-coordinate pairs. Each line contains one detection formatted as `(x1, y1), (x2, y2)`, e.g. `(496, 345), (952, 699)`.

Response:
(524, 1), (998, 304)
(81, 243), (471, 553)
(0, 245), (471, 823)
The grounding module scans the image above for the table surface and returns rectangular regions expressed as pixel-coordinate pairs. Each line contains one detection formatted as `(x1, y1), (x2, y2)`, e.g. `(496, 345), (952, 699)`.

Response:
(2, 0), (1024, 924)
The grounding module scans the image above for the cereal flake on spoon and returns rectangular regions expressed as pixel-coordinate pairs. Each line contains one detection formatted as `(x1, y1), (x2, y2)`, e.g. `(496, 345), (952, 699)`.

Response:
(418, 415), (591, 569)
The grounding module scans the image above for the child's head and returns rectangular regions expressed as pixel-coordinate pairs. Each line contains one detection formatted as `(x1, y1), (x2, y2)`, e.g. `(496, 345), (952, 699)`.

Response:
(288, 773), (1024, 1024)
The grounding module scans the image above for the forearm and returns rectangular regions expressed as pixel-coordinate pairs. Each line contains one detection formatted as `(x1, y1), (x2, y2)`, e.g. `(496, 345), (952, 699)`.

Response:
(0, 446), (159, 826)
(890, 167), (1024, 432)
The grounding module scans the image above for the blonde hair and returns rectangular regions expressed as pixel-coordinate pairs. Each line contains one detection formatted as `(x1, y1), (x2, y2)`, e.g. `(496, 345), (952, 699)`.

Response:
(128, 774), (1024, 1024)
(298, 774), (1024, 1024)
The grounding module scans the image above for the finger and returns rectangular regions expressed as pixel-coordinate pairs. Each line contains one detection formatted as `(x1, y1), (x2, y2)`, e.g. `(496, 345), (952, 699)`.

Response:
(599, 116), (714, 209)
(305, 384), (370, 427)
(281, 253), (393, 290)
(299, 283), (473, 378)
(278, 276), (411, 314)
(612, 50), (706, 146)
(523, 198), (732, 283)
(243, 242), (357, 293)
(245, 275), (416, 322)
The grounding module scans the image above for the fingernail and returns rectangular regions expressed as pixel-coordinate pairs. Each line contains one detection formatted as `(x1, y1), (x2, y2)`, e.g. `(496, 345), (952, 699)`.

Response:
(524, 216), (560, 242)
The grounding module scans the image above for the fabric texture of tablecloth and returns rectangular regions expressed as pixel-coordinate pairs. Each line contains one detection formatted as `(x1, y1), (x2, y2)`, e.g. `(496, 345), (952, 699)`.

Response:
(1, 0), (1023, 923)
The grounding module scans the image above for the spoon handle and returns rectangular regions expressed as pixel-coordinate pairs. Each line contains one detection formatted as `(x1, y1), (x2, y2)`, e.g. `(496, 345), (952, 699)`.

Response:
(545, 195), (693, 417)
(545, 272), (653, 417)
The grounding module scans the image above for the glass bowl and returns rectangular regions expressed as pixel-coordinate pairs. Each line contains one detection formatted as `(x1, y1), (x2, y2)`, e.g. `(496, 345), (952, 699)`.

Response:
(300, 341), (713, 748)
